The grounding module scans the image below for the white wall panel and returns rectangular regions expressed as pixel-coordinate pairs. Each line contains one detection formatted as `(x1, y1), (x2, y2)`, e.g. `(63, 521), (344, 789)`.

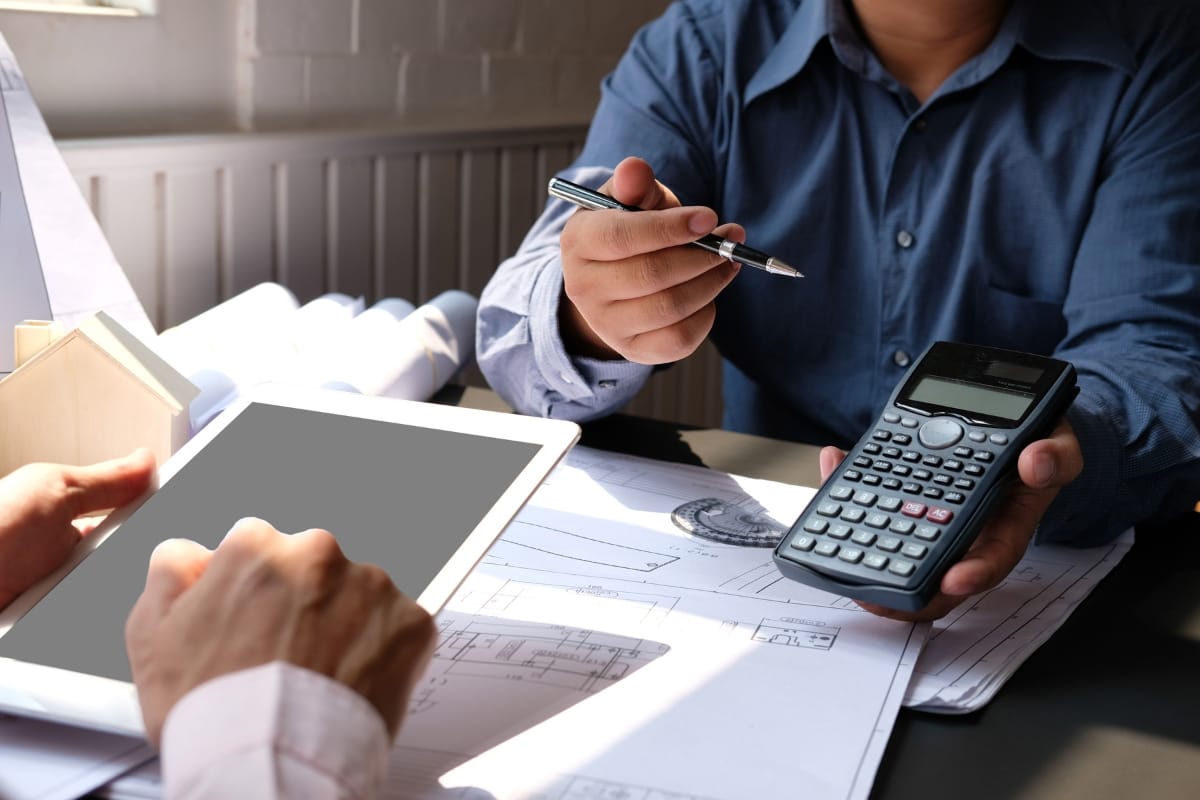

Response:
(61, 126), (723, 427)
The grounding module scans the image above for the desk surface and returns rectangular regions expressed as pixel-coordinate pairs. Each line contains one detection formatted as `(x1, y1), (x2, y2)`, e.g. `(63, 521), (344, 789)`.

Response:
(450, 386), (1200, 800)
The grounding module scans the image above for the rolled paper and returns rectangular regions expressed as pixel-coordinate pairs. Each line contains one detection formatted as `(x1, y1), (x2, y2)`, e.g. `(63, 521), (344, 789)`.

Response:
(317, 290), (477, 400)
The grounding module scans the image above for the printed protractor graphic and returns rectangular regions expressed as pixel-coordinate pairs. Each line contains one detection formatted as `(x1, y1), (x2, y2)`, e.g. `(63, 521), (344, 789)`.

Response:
(670, 497), (787, 547)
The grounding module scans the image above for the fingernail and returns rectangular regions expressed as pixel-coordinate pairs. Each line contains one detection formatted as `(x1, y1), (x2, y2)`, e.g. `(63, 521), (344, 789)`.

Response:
(1032, 452), (1056, 485)
(688, 209), (717, 235)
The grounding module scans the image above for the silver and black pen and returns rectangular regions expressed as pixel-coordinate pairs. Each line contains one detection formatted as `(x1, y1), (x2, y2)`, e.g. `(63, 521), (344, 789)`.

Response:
(547, 177), (803, 278)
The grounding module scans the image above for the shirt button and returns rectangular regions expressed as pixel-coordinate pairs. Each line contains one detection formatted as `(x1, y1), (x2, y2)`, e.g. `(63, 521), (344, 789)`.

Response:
(598, 379), (617, 389)
(893, 350), (911, 367)
(560, 371), (573, 384)
(896, 229), (915, 249)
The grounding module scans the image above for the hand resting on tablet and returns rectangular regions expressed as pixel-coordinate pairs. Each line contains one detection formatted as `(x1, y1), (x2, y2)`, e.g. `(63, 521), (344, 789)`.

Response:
(0, 448), (156, 611)
(125, 516), (438, 745)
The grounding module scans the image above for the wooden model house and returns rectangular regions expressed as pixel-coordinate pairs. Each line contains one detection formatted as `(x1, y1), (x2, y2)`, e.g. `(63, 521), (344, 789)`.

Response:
(0, 311), (198, 476)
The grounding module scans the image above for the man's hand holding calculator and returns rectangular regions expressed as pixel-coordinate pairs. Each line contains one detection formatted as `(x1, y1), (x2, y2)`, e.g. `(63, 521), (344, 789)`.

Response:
(817, 417), (1083, 622)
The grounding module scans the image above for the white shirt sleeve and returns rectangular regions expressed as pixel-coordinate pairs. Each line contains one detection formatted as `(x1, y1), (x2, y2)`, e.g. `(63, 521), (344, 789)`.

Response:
(160, 661), (390, 800)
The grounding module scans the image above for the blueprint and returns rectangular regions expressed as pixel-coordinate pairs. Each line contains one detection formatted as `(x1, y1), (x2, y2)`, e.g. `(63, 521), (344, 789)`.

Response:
(387, 446), (925, 800)
(904, 529), (1134, 712)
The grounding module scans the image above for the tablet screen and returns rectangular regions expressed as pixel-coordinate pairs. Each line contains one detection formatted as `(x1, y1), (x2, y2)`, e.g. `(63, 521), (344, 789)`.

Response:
(0, 401), (541, 683)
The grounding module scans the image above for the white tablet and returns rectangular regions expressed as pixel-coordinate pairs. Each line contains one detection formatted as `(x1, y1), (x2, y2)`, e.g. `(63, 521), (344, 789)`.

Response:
(0, 384), (579, 736)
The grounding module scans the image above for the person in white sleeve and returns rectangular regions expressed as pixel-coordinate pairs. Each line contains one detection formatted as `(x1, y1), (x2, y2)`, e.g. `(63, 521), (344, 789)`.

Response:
(0, 449), (438, 799)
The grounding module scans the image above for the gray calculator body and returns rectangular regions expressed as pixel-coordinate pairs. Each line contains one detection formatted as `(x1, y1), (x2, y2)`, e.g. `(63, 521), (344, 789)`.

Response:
(773, 341), (1078, 611)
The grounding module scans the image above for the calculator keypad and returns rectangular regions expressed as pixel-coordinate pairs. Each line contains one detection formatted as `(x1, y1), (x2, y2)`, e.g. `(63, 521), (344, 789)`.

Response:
(784, 410), (1000, 587)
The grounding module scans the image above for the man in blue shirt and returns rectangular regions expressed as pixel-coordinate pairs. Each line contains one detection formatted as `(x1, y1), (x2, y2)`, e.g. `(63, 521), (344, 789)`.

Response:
(476, 0), (1200, 620)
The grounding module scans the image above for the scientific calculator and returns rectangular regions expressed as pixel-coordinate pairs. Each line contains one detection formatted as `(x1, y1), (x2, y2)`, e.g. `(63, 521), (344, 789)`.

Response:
(773, 341), (1078, 611)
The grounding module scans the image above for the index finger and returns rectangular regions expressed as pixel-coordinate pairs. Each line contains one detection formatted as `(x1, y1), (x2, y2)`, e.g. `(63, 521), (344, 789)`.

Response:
(567, 203), (719, 263)
(135, 538), (213, 623)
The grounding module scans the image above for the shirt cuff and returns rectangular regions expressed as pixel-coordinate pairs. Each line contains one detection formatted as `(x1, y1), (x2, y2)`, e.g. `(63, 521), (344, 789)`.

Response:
(528, 256), (652, 407)
(161, 661), (389, 800)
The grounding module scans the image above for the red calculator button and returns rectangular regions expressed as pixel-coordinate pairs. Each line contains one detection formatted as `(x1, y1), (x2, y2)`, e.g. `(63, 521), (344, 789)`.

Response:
(926, 506), (954, 524)
(901, 501), (927, 518)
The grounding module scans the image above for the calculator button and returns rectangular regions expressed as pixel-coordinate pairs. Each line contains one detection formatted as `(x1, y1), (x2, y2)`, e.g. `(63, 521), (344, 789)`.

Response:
(954, 478), (975, 490)
(851, 530), (877, 546)
(918, 418), (964, 449)
(902, 451), (922, 462)
(892, 433), (912, 445)
(830, 485), (855, 501)
(862, 474), (882, 486)
(815, 542), (840, 557)
(914, 525), (941, 541)
(817, 502), (842, 517)
(873, 430), (892, 441)
(803, 517), (829, 534)
(889, 560), (916, 577)
(943, 459), (963, 472)
(989, 433), (1009, 445)
(944, 492), (966, 505)
(901, 417), (919, 428)
(975, 451), (995, 463)
(840, 508), (866, 523)
(790, 535), (816, 551)
(902, 482), (923, 495)
(883, 412), (901, 424)
(843, 469), (863, 481)
(964, 464), (985, 477)
(933, 474), (953, 485)
(853, 455), (873, 468)
(922, 455), (943, 467)
(865, 513), (890, 529)
(889, 519), (915, 535)
(872, 460), (893, 473)
(901, 543), (928, 559)
(913, 468), (933, 481)
(953, 446), (974, 458)
(901, 501), (927, 517)
(838, 548), (864, 564)
(877, 536), (902, 552)
(863, 442), (883, 455)
(853, 491), (878, 507)
(883, 446), (903, 459)
(923, 487), (944, 499)
(878, 496), (903, 512)
(967, 430), (986, 443)
(892, 464), (912, 477)
(926, 507), (955, 524)
(882, 478), (903, 491)
(863, 554), (889, 570)
(828, 523), (853, 540)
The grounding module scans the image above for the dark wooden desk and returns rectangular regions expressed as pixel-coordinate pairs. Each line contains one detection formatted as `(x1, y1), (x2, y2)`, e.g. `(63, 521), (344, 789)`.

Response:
(447, 386), (1200, 800)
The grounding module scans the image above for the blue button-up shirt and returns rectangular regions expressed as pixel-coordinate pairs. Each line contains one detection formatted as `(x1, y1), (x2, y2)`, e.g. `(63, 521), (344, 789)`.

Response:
(477, 0), (1200, 545)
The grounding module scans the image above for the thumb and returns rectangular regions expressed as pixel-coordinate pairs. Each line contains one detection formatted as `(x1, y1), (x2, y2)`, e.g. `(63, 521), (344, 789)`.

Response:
(60, 448), (157, 518)
(818, 446), (847, 486)
(608, 156), (679, 210)
(1017, 421), (1083, 490)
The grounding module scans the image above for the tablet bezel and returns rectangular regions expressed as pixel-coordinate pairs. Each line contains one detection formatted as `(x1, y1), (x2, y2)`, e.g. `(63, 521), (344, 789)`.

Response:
(0, 383), (579, 735)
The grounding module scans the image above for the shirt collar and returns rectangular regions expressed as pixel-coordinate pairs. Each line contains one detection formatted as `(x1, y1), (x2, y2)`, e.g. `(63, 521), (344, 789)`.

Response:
(1018, 0), (1136, 76)
(744, 0), (835, 107)
(744, 0), (1136, 109)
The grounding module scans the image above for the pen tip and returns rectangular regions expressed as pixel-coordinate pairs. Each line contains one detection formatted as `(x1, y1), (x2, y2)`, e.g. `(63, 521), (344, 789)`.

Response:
(767, 258), (804, 278)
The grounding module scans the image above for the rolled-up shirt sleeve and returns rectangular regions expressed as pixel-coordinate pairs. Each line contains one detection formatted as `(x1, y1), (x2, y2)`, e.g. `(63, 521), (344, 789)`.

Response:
(160, 661), (390, 800)
(476, 166), (653, 421)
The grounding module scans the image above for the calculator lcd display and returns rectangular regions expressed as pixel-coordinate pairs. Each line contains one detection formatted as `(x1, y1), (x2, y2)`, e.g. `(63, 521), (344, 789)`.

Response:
(906, 376), (1034, 422)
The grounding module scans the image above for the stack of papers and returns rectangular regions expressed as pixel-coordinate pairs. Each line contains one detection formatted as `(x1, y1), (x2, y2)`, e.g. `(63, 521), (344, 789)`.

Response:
(905, 529), (1133, 712)
(5, 447), (1132, 800)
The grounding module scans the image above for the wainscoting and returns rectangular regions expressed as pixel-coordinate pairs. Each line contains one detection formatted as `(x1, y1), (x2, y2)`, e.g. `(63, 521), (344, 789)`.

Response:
(59, 125), (723, 428)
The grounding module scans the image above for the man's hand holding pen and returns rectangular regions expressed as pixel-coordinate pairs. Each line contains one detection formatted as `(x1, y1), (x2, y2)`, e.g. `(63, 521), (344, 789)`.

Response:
(557, 157), (749, 364)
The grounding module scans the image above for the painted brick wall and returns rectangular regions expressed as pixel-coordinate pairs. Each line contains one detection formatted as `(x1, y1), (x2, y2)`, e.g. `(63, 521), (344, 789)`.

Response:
(241, 0), (671, 130)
